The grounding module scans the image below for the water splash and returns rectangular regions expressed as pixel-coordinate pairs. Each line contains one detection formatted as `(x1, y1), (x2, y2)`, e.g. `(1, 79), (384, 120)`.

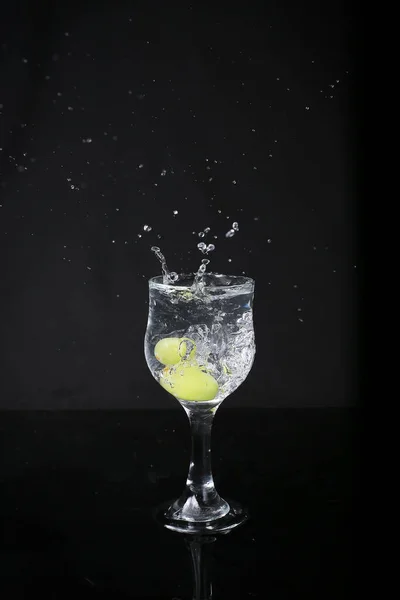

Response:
(225, 221), (239, 238)
(151, 246), (178, 284)
(197, 243), (215, 255)
(192, 258), (210, 292)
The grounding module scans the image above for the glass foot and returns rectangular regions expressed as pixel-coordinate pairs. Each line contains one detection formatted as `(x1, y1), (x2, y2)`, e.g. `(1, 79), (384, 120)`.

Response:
(153, 499), (249, 535)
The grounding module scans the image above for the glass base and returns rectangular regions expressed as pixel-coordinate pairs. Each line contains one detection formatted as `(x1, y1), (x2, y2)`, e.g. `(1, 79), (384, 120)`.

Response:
(153, 499), (249, 535)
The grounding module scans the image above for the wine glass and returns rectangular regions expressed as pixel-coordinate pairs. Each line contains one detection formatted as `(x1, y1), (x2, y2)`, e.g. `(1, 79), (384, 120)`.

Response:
(144, 273), (255, 534)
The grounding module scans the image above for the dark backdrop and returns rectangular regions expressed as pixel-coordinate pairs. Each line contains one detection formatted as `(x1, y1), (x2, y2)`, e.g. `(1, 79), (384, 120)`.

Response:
(0, 0), (357, 409)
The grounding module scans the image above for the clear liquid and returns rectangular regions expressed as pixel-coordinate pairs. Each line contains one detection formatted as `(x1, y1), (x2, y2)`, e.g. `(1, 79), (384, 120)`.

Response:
(144, 274), (256, 407)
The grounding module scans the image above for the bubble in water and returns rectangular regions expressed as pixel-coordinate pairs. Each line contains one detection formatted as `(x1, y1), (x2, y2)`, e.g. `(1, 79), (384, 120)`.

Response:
(204, 227), (211, 234)
(232, 221), (239, 231)
(173, 210), (178, 215)
(169, 272), (179, 282)
(225, 229), (235, 238)
(198, 231), (205, 238)
(267, 239), (272, 243)
(161, 169), (167, 176)
(206, 244), (215, 253)
(143, 224), (152, 232)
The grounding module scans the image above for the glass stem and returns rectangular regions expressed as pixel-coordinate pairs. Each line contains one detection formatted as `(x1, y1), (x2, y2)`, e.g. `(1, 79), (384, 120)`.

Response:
(167, 405), (229, 522)
(186, 407), (215, 499)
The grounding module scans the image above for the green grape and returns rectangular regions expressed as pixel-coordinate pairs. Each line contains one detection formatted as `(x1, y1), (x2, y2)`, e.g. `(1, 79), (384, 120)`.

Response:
(154, 337), (196, 365)
(160, 364), (219, 402)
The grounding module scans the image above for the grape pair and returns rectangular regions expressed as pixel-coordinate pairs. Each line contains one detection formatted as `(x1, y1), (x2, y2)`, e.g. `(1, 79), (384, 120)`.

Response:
(154, 337), (219, 402)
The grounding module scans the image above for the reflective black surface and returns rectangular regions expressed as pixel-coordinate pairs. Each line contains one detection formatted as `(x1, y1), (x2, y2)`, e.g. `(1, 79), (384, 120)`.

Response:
(0, 408), (355, 598)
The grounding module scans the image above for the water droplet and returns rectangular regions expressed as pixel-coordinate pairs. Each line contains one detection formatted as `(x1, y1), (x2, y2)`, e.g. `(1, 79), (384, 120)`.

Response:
(232, 180), (237, 184)
(198, 231), (205, 238)
(225, 229), (235, 238)
(206, 244), (215, 253)
(143, 224), (152, 232)
(232, 221), (239, 231)
(267, 238), (272, 243)
(305, 106), (310, 110)
(67, 106), (73, 111)
(137, 234), (142, 238)
(197, 242), (207, 253)
(138, 163), (144, 168)
(204, 227), (211, 233)
(161, 169), (167, 176)
(173, 210), (178, 215)
(228, 258), (232, 262)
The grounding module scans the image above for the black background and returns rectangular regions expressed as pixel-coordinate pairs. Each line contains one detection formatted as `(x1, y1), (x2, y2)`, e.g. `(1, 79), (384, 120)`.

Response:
(0, 0), (358, 409)
(0, 408), (355, 598)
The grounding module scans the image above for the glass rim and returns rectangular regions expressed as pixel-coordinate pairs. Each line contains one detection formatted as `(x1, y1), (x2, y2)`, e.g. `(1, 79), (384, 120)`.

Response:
(148, 273), (255, 291)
